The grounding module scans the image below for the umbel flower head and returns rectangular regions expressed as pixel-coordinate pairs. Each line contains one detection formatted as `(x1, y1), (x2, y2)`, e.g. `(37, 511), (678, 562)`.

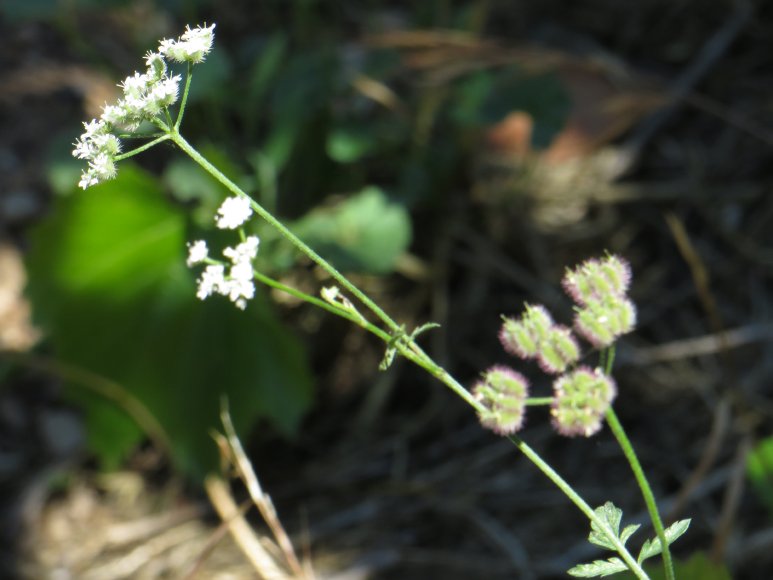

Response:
(473, 366), (529, 435)
(72, 23), (215, 190)
(562, 254), (636, 348)
(551, 366), (617, 437)
(499, 304), (580, 374)
(187, 235), (260, 310)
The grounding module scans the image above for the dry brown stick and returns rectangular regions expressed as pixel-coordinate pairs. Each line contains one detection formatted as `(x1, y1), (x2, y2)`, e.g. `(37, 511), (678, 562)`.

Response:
(219, 404), (308, 578)
(711, 436), (753, 562)
(666, 399), (730, 522)
(625, 323), (773, 365)
(205, 474), (286, 579)
(622, 0), (753, 164)
(183, 498), (252, 580)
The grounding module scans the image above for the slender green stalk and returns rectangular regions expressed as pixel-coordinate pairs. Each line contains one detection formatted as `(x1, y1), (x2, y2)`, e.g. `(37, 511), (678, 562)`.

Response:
(169, 130), (401, 335)
(604, 348), (674, 580)
(250, 269), (391, 341)
(509, 433), (649, 580)
(525, 397), (554, 406)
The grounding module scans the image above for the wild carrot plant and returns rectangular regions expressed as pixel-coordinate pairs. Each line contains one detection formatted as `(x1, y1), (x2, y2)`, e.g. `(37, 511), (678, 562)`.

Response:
(72, 23), (690, 579)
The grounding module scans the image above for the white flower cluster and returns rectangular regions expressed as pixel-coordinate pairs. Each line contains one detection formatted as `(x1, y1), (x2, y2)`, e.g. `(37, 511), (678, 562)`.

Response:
(72, 24), (215, 190)
(187, 236), (260, 310)
(159, 24), (216, 64)
(215, 196), (253, 229)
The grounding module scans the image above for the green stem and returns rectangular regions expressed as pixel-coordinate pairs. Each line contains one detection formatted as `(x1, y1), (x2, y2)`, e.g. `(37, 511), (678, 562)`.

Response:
(175, 64), (193, 131)
(508, 433), (649, 580)
(116, 133), (172, 161)
(525, 397), (554, 406)
(604, 348), (673, 580)
(170, 130), (401, 335)
(250, 269), (391, 341)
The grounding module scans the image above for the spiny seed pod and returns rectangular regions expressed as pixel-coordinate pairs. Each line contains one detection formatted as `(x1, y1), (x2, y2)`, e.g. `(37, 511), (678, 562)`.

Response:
(562, 254), (632, 306)
(473, 366), (529, 435)
(536, 325), (581, 375)
(499, 304), (555, 359)
(551, 367), (617, 437)
(574, 296), (637, 348)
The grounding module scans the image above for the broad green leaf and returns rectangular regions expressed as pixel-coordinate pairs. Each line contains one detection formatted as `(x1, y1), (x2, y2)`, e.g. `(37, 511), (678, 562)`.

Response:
(568, 557), (628, 578)
(26, 166), (313, 479)
(637, 519), (691, 563)
(588, 502), (624, 551)
(292, 186), (412, 274)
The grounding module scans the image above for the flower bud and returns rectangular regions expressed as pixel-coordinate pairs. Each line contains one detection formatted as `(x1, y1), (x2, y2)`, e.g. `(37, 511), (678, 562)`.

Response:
(474, 366), (529, 435)
(551, 367), (616, 437)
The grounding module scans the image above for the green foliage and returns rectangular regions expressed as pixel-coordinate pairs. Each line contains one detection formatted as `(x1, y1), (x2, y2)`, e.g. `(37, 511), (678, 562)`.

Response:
(26, 166), (313, 480)
(639, 552), (732, 580)
(292, 186), (412, 274)
(747, 436), (773, 515)
(568, 502), (690, 578)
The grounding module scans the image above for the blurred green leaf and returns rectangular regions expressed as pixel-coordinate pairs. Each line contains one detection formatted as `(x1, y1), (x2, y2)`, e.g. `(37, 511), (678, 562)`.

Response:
(628, 552), (732, 580)
(292, 186), (411, 274)
(748, 436), (773, 514)
(326, 126), (378, 163)
(247, 33), (288, 106)
(27, 166), (313, 479)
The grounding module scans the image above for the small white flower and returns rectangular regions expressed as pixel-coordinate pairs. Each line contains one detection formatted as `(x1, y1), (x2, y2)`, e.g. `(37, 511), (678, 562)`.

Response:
(196, 264), (226, 299)
(215, 197), (253, 229)
(120, 72), (149, 99)
(223, 236), (260, 263)
(160, 24), (216, 64)
(186, 240), (209, 266)
(78, 169), (99, 190)
(144, 51), (167, 80)
(90, 152), (117, 181)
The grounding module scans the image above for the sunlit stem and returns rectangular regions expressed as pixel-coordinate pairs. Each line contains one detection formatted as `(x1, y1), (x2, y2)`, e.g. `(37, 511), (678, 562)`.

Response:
(604, 347), (674, 580)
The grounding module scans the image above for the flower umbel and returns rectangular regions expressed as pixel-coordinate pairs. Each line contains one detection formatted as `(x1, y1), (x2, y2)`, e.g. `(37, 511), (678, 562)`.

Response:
(71, 24), (215, 189)
(474, 366), (529, 435)
(563, 254), (637, 348)
(551, 367), (617, 437)
(499, 304), (555, 359)
(188, 236), (259, 310)
(215, 196), (254, 229)
(159, 23), (216, 63)
(562, 254), (631, 306)
(500, 305), (580, 374)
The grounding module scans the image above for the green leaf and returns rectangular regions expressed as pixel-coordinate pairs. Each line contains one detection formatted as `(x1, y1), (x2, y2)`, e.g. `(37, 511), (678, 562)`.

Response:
(26, 166), (313, 479)
(588, 502), (624, 551)
(619, 524), (641, 546)
(292, 186), (412, 274)
(747, 436), (773, 514)
(637, 519), (691, 563)
(568, 557), (628, 578)
(326, 127), (378, 163)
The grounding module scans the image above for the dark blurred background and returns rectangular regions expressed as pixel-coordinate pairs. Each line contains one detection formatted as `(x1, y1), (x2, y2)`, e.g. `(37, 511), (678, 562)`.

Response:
(1, 0), (772, 578)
